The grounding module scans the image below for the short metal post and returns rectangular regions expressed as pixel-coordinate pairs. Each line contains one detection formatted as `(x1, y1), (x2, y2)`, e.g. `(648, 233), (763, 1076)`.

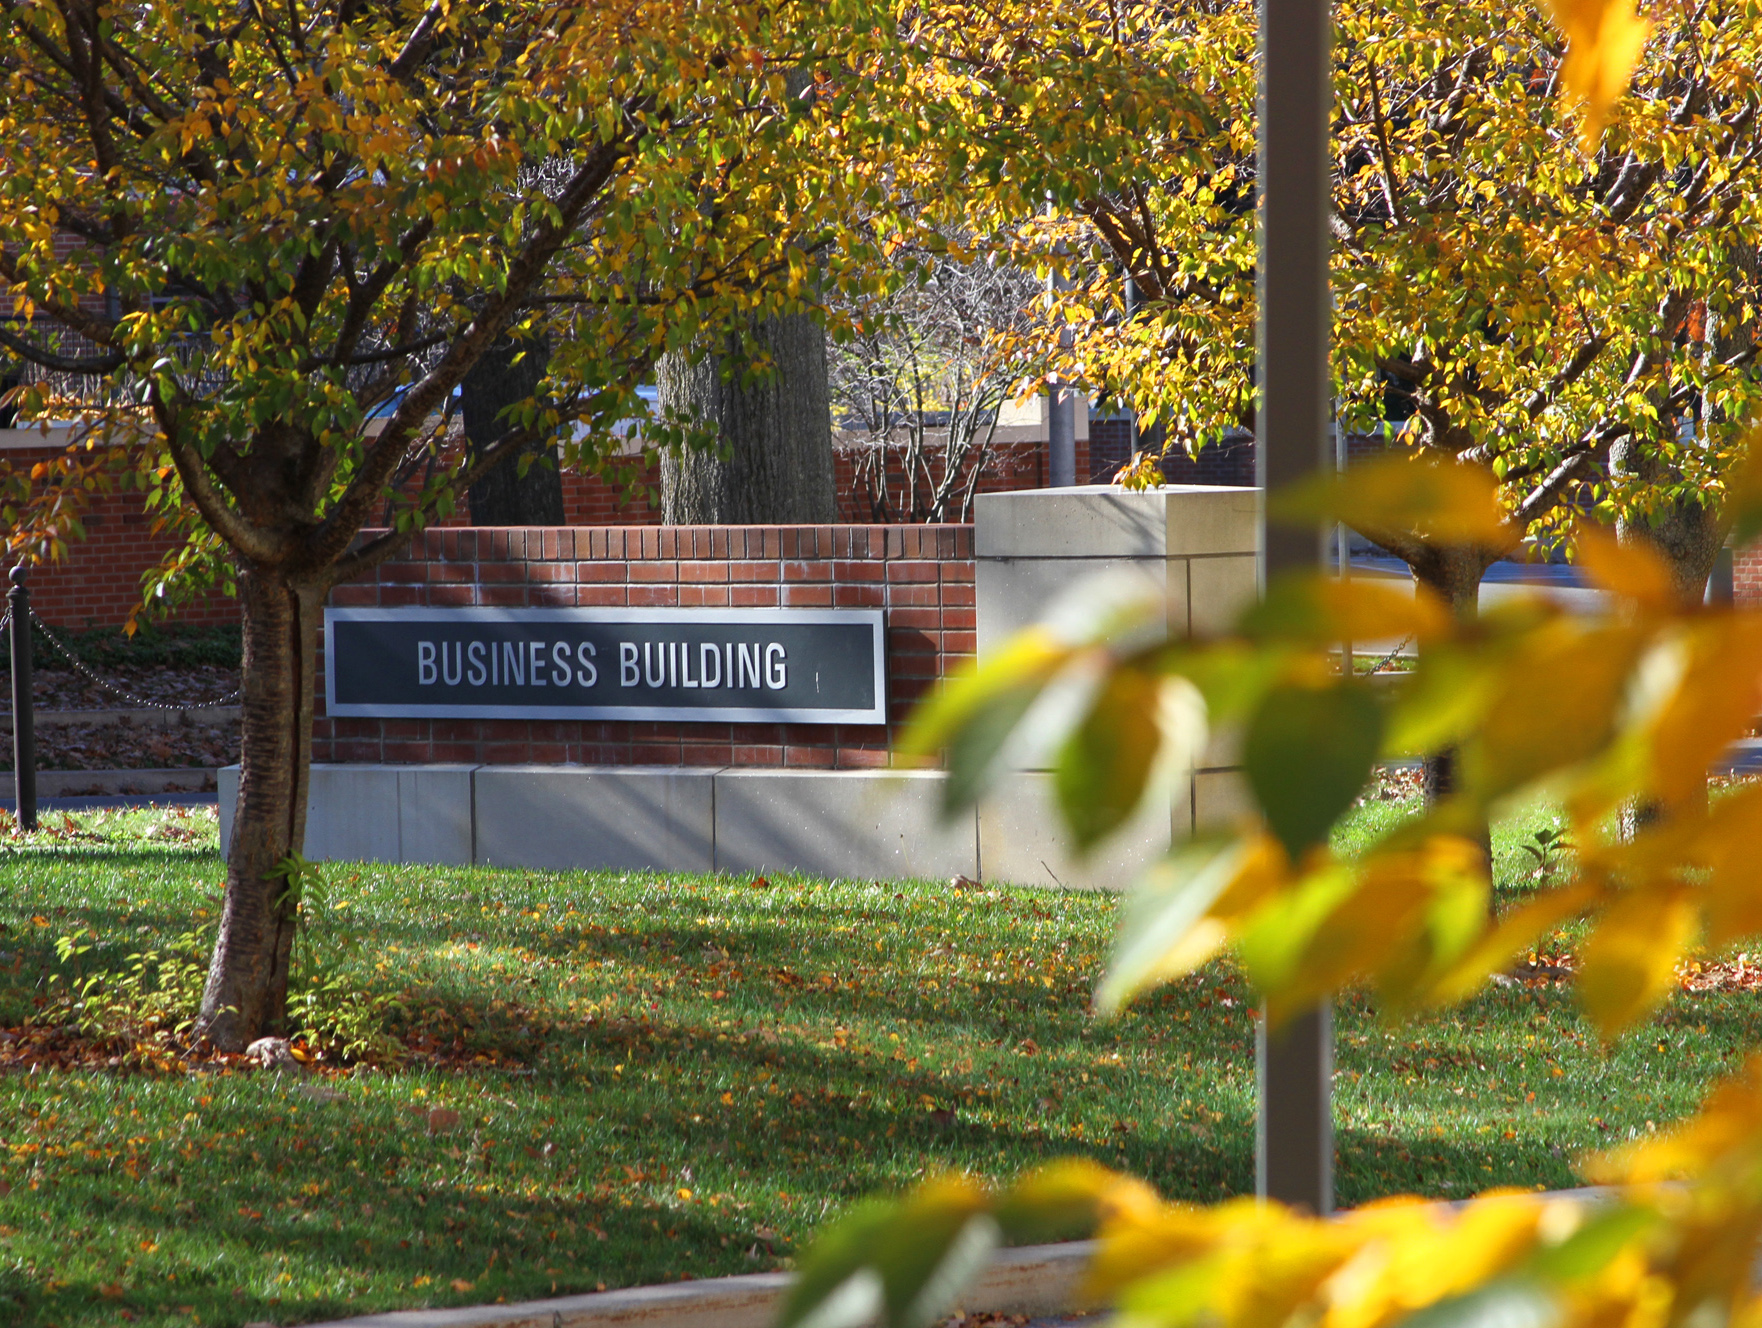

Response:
(1256, 0), (1334, 1213)
(8, 566), (36, 831)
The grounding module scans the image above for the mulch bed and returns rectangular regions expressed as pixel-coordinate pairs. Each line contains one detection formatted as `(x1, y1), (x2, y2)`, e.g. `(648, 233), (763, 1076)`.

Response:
(0, 664), (240, 770)
(0, 714), (238, 772)
(0, 662), (239, 713)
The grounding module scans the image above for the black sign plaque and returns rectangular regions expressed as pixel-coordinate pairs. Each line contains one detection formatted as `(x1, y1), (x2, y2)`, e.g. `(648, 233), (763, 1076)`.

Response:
(324, 607), (887, 724)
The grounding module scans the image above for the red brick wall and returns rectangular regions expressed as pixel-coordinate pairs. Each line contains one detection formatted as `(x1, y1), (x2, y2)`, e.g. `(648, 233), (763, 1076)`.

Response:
(3, 444), (239, 630)
(8, 439), (1049, 627)
(316, 524), (975, 768)
(1737, 545), (1762, 606)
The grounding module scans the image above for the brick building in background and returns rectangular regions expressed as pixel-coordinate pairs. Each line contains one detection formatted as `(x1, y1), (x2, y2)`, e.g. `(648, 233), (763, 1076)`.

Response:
(2, 397), (1095, 629)
(7, 408), (1759, 629)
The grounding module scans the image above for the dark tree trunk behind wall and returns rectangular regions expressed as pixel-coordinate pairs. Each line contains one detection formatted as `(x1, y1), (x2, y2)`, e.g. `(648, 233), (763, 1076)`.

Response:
(658, 313), (837, 524)
(463, 333), (566, 526)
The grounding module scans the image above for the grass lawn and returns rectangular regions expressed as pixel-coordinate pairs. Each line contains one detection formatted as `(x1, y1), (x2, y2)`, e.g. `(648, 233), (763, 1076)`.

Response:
(0, 791), (1757, 1328)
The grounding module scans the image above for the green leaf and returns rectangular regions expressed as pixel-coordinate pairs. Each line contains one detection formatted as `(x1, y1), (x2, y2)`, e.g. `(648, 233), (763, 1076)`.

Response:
(1526, 1205), (1657, 1282)
(877, 1207), (1000, 1328)
(1398, 1280), (1559, 1328)
(776, 1201), (894, 1328)
(1096, 837), (1254, 1015)
(992, 1158), (1150, 1246)
(779, 1179), (999, 1328)
(1243, 682), (1383, 860)
(1055, 667), (1169, 851)
(940, 680), (1041, 818)
(900, 630), (1070, 818)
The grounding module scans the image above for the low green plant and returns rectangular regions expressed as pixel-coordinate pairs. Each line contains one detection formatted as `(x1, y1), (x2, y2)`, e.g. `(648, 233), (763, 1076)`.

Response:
(1518, 824), (1574, 881)
(50, 924), (210, 1041)
(274, 851), (406, 1062)
(39, 851), (403, 1062)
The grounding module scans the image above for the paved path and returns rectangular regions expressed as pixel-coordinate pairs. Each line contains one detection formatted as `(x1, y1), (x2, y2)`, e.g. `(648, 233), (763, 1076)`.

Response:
(22, 791), (218, 811)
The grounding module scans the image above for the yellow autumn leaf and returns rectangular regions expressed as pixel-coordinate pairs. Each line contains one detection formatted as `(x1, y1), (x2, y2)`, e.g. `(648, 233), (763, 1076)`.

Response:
(1589, 1056), (1762, 1185)
(1577, 884), (1698, 1039)
(1246, 574), (1456, 648)
(1469, 620), (1651, 799)
(1643, 616), (1762, 812)
(1542, 0), (1651, 151)
(1572, 527), (1676, 614)
(1691, 783), (1762, 948)
(1427, 879), (1600, 1006)
(1272, 451), (1511, 551)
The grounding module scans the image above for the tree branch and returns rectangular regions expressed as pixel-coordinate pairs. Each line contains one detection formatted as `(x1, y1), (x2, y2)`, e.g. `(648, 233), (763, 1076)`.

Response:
(0, 325), (122, 374)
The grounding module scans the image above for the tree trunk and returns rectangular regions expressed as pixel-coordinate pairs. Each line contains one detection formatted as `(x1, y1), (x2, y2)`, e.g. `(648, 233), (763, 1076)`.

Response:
(658, 313), (837, 524)
(1407, 542), (1495, 882)
(1609, 438), (1723, 609)
(463, 333), (565, 526)
(196, 570), (321, 1051)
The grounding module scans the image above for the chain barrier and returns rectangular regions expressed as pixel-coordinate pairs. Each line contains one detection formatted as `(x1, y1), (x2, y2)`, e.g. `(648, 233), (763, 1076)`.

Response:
(1356, 634), (1414, 675)
(23, 607), (242, 711)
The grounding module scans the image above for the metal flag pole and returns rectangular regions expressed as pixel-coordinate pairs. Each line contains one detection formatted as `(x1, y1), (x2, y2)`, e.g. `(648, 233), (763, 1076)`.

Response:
(1255, 0), (1334, 1212)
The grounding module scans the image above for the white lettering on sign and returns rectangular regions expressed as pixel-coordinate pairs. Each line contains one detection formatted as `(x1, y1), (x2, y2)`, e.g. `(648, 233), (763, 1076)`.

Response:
(417, 636), (796, 691)
(328, 608), (884, 725)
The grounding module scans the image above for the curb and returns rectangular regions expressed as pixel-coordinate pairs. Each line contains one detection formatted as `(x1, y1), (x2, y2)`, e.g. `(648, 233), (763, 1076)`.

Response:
(305, 1240), (1094, 1328)
(0, 766), (218, 796)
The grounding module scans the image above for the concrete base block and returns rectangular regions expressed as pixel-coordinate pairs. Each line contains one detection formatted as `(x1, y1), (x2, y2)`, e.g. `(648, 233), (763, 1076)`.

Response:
(303, 765), (402, 863)
(714, 769), (978, 881)
(975, 485), (1260, 654)
(1194, 768), (1254, 832)
(217, 758), (1234, 887)
(473, 765), (716, 872)
(221, 764), (467, 865)
(1187, 554), (1260, 635)
(396, 765), (477, 866)
(978, 770), (1173, 890)
(977, 557), (1184, 656)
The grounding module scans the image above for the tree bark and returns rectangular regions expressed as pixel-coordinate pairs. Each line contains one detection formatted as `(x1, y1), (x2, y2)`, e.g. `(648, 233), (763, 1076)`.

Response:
(463, 333), (565, 526)
(658, 313), (837, 524)
(197, 570), (320, 1051)
(1609, 437), (1723, 609)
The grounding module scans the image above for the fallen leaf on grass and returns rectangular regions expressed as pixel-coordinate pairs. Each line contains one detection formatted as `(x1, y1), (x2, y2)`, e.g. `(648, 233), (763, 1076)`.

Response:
(427, 1108), (461, 1134)
(450, 1278), (474, 1293)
